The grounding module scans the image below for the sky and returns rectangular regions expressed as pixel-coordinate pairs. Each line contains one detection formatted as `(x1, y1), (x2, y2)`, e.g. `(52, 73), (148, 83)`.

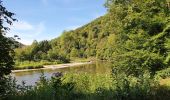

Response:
(4, 0), (107, 45)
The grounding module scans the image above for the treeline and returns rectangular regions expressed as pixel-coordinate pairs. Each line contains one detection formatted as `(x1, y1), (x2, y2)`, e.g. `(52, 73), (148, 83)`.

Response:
(15, 0), (170, 74)
(15, 40), (69, 63)
(15, 13), (117, 62)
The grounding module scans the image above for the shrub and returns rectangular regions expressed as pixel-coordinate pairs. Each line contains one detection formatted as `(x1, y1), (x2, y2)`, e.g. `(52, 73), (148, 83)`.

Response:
(5, 72), (170, 100)
(155, 67), (170, 79)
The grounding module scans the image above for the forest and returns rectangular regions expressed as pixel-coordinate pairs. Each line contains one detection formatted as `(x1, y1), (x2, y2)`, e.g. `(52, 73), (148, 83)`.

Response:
(1, 0), (170, 100)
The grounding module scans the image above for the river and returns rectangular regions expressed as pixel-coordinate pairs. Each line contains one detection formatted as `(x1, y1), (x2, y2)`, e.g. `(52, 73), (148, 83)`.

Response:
(12, 61), (112, 85)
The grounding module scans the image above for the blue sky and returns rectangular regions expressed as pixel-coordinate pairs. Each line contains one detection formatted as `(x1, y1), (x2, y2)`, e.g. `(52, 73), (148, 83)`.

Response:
(4, 0), (106, 45)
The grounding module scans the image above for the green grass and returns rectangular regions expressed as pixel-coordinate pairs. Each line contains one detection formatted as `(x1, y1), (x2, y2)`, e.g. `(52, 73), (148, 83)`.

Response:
(14, 60), (60, 70)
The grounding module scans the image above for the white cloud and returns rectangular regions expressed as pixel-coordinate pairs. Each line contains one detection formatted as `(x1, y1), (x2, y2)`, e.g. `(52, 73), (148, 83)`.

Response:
(12, 21), (33, 31)
(12, 21), (45, 37)
(7, 21), (46, 45)
(23, 22), (45, 37)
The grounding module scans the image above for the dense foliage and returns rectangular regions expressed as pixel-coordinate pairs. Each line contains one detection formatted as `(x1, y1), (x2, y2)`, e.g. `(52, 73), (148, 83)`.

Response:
(6, 72), (170, 100)
(107, 0), (170, 75)
(156, 67), (170, 79)
(0, 0), (16, 77)
(15, 40), (70, 64)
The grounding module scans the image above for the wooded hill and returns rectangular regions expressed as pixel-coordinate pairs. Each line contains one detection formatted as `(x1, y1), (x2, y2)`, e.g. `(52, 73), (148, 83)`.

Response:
(15, 0), (170, 74)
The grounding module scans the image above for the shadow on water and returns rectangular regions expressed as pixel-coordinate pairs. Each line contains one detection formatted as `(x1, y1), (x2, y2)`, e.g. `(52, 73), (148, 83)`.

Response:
(12, 61), (112, 85)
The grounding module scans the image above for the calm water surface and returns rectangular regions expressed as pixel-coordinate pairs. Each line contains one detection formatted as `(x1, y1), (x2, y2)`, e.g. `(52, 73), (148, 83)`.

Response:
(12, 61), (112, 85)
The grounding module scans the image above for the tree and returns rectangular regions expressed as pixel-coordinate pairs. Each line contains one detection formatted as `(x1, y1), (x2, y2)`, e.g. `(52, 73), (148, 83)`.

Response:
(107, 0), (170, 75)
(0, 0), (16, 77)
(70, 48), (79, 57)
(0, 0), (16, 98)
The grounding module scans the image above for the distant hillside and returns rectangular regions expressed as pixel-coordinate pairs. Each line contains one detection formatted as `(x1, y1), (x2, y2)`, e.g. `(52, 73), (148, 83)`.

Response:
(14, 13), (116, 62)
(50, 14), (116, 60)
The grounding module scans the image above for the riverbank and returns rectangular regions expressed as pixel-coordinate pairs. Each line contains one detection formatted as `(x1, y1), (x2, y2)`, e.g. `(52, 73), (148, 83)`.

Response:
(12, 61), (93, 73)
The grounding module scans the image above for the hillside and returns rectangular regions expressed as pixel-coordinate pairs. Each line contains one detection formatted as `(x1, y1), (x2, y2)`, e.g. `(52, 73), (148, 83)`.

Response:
(50, 14), (115, 60)
(14, 13), (116, 62)
(15, 0), (170, 74)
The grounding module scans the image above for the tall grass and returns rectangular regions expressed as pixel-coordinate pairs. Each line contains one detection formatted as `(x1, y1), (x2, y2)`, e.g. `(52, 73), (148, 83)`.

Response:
(6, 72), (170, 100)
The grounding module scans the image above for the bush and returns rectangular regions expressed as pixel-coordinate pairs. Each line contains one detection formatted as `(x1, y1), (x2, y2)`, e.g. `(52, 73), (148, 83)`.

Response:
(112, 50), (165, 77)
(6, 72), (170, 100)
(155, 67), (170, 79)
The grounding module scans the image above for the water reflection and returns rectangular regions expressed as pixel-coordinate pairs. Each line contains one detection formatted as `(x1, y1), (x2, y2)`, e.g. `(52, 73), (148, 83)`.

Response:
(12, 61), (112, 85)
